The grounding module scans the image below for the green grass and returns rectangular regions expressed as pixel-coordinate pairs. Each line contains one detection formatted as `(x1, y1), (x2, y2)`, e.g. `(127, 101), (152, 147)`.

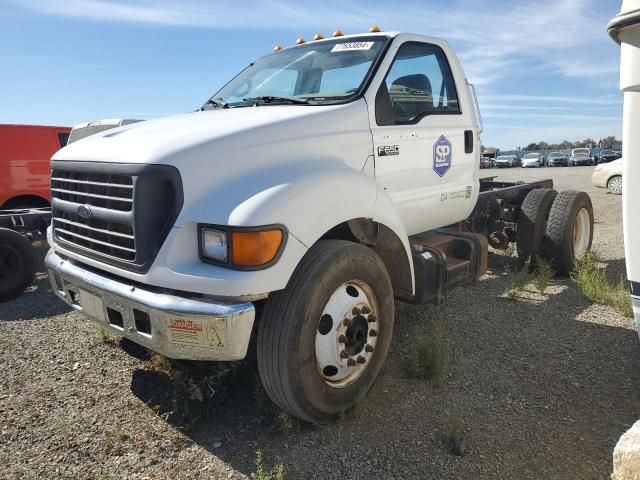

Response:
(250, 450), (285, 480)
(572, 251), (633, 318)
(94, 324), (114, 344)
(532, 257), (555, 295)
(405, 320), (450, 387)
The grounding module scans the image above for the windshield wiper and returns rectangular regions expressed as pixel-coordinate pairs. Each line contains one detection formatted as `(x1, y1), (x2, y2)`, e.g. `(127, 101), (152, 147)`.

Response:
(243, 96), (310, 106)
(201, 97), (228, 110)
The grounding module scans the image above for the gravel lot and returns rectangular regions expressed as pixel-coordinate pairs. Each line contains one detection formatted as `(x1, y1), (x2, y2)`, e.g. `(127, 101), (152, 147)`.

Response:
(2, 166), (639, 479)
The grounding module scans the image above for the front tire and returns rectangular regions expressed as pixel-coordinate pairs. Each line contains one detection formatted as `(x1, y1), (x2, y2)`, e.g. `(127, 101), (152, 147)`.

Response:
(257, 240), (394, 423)
(0, 228), (36, 302)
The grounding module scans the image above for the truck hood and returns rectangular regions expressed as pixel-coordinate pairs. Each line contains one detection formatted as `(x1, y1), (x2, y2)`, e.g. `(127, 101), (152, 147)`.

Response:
(52, 102), (370, 166)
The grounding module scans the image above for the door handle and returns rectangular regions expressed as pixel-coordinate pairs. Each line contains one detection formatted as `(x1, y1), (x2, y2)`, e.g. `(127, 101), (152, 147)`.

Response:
(464, 130), (473, 154)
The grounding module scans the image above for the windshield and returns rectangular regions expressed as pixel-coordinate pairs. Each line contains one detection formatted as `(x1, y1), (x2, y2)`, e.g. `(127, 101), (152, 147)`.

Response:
(496, 156), (511, 160)
(573, 148), (590, 155)
(524, 153), (538, 159)
(548, 152), (562, 157)
(204, 37), (388, 108)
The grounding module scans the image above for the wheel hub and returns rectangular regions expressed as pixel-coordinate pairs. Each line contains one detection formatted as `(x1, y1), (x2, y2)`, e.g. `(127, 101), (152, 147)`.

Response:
(315, 281), (379, 388)
(572, 208), (591, 259)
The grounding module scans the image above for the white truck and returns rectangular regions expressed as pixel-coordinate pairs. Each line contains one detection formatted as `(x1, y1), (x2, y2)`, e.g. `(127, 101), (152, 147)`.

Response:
(609, 2), (640, 338)
(45, 29), (594, 422)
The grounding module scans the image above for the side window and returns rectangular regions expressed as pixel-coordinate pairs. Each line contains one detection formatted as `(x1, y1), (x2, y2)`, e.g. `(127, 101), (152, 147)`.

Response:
(379, 43), (459, 124)
(58, 132), (70, 147)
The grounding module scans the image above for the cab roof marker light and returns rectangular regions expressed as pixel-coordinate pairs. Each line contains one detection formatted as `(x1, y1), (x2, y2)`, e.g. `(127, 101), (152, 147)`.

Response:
(313, 33), (325, 41)
(369, 25), (381, 32)
(333, 29), (344, 37)
(273, 45), (283, 52)
(296, 37), (306, 45)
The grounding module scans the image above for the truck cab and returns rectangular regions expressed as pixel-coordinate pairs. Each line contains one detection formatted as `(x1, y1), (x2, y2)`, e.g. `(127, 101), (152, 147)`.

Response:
(45, 29), (593, 422)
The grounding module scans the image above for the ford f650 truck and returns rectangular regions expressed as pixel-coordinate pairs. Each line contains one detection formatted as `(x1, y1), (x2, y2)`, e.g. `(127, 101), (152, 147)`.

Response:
(45, 29), (594, 423)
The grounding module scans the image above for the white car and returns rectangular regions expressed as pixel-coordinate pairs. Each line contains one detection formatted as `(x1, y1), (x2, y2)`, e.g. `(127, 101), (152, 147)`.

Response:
(521, 152), (544, 168)
(592, 158), (623, 195)
(495, 155), (518, 168)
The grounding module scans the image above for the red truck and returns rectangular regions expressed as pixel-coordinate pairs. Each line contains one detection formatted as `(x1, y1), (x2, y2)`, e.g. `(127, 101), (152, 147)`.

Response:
(0, 124), (71, 209)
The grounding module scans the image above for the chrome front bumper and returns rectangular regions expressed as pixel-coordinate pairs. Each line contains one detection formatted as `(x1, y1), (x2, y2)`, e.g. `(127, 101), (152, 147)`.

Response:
(45, 250), (255, 361)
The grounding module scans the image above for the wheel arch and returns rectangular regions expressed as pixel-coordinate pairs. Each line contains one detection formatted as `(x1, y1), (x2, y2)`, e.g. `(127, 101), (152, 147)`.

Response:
(318, 218), (414, 300)
(1, 194), (50, 210)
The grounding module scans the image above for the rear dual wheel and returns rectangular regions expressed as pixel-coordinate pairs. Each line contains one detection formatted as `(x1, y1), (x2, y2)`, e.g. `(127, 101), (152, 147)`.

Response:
(517, 189), (594, 275)
(544, 191), (594, 275)
(257, 240), (394, 423)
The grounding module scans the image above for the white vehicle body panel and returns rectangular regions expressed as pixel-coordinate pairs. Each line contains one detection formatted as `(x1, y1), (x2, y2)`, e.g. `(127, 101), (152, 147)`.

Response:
(610, 1), (640, 335)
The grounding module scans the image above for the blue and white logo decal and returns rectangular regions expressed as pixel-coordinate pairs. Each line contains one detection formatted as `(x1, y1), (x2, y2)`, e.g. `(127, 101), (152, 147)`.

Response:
(433, 135), (452, 177)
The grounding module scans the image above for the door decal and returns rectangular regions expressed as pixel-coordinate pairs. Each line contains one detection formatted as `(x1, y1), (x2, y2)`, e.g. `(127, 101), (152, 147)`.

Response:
(433, 135), (452, 177)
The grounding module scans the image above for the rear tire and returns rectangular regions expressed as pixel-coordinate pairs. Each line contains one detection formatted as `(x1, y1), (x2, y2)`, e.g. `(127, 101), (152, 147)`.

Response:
(257, 240), (394, 423)
(517, 188), (557, 265)
(607, 175), (622, 195)
(0, 228), (36, 302)
(544, 191), (594, 276)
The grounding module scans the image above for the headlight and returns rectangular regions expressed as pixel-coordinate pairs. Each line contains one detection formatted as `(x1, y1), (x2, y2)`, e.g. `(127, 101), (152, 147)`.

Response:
(201, 228), (228, 262)
(198, 224), (286, 269)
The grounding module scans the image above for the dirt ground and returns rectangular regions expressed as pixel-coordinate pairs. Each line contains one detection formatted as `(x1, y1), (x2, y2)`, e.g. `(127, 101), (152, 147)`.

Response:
(1, 165), (639, 479)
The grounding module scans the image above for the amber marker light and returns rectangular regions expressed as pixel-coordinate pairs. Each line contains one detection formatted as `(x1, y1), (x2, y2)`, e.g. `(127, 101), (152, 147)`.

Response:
(313, 33), (325, 40)
(274, 45), (283, 52)
(369, 25), (381, 32)
(296, 37), (306, 45)
(333, 29), (344, 37)
(231, 229), (284, 267)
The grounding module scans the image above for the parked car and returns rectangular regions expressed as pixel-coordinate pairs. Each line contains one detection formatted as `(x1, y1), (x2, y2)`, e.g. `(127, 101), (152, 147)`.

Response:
(547, 151), (569, 167)
(480, 156), (494, 168)
(596, 149), (622, 164)
(592, 158), (623, 195)
(569, 148), (594, 166)
(0, 124), (70, 209)
(521, 152), (545, 168)
(495, 155), (519, 168)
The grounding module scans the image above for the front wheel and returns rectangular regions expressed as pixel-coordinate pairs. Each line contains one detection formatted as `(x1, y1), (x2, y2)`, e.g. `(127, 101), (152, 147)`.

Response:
(257, 240), (394, 423)
(0, 228), (37, 302)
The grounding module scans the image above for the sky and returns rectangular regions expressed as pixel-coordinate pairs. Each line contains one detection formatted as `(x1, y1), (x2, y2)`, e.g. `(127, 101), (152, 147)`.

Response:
(0, 0), (624, 149)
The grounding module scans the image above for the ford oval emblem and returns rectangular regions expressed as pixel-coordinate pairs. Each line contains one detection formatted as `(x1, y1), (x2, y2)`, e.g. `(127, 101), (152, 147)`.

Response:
(77, 204), (92, 219)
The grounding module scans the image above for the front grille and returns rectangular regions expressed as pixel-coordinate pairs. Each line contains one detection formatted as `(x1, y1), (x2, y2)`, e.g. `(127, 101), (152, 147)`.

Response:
(51, 162), (183, 272)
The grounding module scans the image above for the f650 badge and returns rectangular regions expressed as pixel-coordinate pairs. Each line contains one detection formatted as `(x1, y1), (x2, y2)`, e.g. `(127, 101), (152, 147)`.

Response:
(377, 145), (399, 156)
(433, 135), (452, 177)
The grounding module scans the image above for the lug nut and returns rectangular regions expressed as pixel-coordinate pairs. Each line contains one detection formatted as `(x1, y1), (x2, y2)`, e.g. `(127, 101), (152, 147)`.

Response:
(367, 314), (377, 323)
(352, 307), (361, 315)
(343, 318), (353, 327)
(338, 334), (347, 344)
(365, 344), (374, 353)
(340, 350), (349, 359)
(361, 305), (372, 314)
(347, 358), (357, 367)
(357, 356), (366, 364)
(369, 329), (378, 337)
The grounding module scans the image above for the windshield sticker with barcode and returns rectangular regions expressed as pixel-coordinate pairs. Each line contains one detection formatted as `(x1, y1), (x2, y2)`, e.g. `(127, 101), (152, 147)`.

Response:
(331, 42), (374, 52)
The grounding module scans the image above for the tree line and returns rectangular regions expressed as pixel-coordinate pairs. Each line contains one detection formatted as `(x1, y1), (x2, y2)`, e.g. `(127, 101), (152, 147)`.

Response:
(521, 136), (621, 152)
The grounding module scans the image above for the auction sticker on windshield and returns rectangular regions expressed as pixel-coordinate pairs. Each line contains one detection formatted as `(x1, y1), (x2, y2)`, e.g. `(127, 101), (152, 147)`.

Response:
(331, 42), (375, 52)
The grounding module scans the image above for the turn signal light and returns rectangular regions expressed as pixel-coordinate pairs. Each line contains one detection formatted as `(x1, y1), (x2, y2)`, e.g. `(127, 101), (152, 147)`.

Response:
(369, 25), (381, 33)
(274, 45), (283, 52)
(296, 37), (306, 45)
(313, 33), (325, 40)
(231, 229), (284, 267)
(333, 29), (344, 37)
